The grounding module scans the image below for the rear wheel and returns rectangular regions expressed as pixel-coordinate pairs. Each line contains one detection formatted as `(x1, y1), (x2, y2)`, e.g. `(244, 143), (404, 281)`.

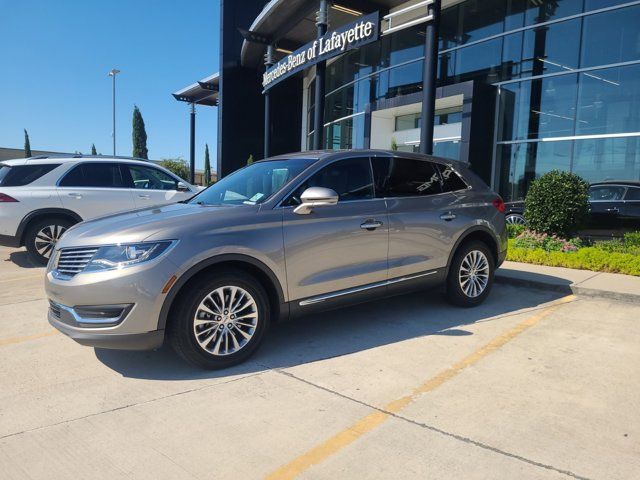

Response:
(169, 269), (270, 369)
(446, 241), (495, 307)
(25, 218), (73, 265)
(505, 213), (526, 225)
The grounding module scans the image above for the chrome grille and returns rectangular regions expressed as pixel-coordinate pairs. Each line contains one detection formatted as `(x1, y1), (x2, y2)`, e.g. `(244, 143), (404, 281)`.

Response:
(55, 247), (99, 276)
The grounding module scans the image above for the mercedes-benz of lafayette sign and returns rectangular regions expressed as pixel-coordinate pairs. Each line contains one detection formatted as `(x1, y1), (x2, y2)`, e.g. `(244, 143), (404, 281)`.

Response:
(262, 11), (380, 91)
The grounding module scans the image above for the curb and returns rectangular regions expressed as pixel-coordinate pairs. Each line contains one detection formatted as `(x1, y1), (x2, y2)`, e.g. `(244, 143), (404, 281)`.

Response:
(495, 272), (640, 305)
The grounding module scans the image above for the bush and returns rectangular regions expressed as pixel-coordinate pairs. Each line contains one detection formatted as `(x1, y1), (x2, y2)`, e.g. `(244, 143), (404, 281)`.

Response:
(624, 231), (640, 247)
(507, 224), (525, 239)
(524, 170), (589, 237)
(513, 230), (582, 252)
(159, 158), (190, 181)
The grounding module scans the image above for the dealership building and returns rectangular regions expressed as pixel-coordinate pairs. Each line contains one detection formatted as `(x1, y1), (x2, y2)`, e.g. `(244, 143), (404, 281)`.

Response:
(175, 0), (640, 201)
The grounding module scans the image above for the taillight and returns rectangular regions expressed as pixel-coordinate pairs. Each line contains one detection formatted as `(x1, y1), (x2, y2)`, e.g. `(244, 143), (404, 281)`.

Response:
(492, 197), (505, 213)
(0, 193), (18, 202)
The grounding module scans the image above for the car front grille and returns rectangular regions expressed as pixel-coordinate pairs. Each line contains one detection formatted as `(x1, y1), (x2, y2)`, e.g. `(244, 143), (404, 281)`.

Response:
(55, 247), (99, 276)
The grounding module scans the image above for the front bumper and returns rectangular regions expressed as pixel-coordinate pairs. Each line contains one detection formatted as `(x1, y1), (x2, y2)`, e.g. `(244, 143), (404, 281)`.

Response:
(45, 253), (179, 349)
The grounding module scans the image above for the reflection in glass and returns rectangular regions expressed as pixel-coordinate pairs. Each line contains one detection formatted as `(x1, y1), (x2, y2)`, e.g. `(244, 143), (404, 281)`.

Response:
(573, 137), (640, 184)
(581, 5), (640, 68)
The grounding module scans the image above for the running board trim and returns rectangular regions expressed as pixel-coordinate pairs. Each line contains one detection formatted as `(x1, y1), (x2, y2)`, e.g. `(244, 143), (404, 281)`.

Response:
(298, 270), (438, 306)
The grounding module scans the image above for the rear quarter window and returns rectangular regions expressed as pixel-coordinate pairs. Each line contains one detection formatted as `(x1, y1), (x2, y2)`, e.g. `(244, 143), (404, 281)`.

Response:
(0, 164), (61, 186)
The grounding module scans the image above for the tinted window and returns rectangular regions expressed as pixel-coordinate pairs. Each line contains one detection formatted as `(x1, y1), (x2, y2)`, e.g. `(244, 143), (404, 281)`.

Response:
(285, 157), (374, 206)
(59, 163), (126, 188)
(437, 164), (468, 192)
(624, 187), (640, 201)
(373, 157), (443, 197)
(0, 164), (60, 186)
(588, 186), (626, 201)
(128, 165), (178, 191)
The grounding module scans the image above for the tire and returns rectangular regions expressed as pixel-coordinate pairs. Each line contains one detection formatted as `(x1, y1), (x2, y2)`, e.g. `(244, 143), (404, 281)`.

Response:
(25, 217), (74, 266)
(168, 269), (271, 369)
(505, 213), (526, 225)
(446, 241), (495, 307)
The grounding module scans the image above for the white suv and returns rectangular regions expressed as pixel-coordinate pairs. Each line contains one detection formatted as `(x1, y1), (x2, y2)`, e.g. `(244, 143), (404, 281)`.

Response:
(0, 156), (200, 264)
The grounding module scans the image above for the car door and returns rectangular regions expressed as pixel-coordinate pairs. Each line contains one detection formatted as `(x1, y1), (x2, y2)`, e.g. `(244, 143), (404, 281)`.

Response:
(621, 186), (640, 231)
(373, 155), (460, 279)
(125, 164), (193, 208)
(57, 162), (136, 219)
(587, 185), (627, 231)
(281, 156), (389, 302)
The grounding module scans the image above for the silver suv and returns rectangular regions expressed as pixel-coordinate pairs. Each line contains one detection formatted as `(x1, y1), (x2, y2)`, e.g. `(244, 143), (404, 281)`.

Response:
(45, 151), (507, 369)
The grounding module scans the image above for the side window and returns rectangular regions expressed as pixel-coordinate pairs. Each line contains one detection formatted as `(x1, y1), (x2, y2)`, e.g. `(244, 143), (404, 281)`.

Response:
(59, 163), (126, 188)
(381, 157), (443, 197)
(437, 164), (468, 192)
(128, 165), (179, 191)
(0, 164), (60, 186)
(589, 186), (626, 201)
(625, 187), (640, 201)
(284, 157), (374, 206)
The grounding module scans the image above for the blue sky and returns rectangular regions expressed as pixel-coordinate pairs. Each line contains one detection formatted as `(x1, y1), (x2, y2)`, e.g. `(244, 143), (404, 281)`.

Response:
(0, 0), (219, 170)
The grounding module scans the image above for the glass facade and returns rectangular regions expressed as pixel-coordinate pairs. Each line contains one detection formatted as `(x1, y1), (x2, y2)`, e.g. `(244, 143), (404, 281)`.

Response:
(306, 0), (640, 200)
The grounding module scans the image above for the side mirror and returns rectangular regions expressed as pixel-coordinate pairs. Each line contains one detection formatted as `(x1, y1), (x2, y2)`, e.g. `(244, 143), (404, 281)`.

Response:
(293, 187), (339, 215)
(177, 181), (190, 192)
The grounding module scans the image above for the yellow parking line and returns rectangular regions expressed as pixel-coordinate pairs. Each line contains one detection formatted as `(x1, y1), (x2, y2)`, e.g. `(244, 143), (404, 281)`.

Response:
(0, 330), (59, 347)
(266, 295), (576, 480)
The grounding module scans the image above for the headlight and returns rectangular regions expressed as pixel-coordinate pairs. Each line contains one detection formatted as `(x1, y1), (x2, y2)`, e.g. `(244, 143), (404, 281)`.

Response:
(84, 241), (176, 272)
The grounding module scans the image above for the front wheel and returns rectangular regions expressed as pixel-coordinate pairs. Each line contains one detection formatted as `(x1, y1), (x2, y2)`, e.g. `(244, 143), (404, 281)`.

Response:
(168, 269), (270, 369)
(446, 241), (495, 307)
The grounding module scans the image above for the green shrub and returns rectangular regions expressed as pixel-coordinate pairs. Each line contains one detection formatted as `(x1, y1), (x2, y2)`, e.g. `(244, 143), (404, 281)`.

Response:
(507, 240), (640, 276)
(524, 170), (589, 237)
(513, 230), (581, 252)
(507, 224), (525, 239)
(624, 231), (640, 247)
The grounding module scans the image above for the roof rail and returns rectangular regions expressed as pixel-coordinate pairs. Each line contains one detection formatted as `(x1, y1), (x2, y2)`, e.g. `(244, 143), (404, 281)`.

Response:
(26, 154), (154, 162)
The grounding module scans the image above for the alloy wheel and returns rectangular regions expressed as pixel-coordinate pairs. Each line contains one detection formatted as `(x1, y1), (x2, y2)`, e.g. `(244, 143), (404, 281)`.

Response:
(192, 286), (258, 356)
(34, 224), (66, 259)
(458, 250), (490, 298)
(505, 214), (526, 225)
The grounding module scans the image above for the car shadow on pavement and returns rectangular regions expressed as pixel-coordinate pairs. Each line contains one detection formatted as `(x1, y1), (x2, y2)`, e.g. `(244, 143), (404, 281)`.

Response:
(94, 285), (564, 381)
(7, 250), (41, 268)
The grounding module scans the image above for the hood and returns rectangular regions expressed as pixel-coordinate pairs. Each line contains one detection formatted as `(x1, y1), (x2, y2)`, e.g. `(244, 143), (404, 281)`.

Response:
(57, 202), (256, 248)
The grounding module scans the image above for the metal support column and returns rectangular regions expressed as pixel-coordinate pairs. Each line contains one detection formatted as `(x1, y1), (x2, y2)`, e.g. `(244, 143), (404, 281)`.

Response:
(419, 0), (441, 155)
(189, 103), (196, 184)
(312, 0), (328, 150)
(264, 45), (274, 159)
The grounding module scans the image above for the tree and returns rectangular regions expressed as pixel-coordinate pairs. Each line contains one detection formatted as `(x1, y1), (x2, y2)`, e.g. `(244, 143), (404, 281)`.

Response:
(247, 154), (254, 166)
(159, 158), (190, 181)
(24, 129), (32, 158)
(91, 144), (97, 155)
(203, 144), (212, 186)
(132, 105), (148, 159)
(391, 137), (398, 151)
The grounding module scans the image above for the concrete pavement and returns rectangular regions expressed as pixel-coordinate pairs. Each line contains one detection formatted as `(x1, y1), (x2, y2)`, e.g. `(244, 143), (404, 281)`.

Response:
(1, 246), (639, 479)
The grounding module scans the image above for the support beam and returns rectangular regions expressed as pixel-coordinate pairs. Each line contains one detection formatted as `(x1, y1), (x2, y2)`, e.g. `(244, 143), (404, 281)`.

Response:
(419, 0), (441, 155)
(189, 103), (196, 184)
(312, 0), (328, 150)
(264, 45), (274, 159)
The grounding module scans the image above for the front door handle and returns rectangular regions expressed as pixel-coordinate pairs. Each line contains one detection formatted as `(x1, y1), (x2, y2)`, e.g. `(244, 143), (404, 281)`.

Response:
(138, 194), (151, 199)
(68, 193), (82, 199)
(440, 211), (457, 221)
(606, 207), (619, 213)
(360, 220), (383, 231)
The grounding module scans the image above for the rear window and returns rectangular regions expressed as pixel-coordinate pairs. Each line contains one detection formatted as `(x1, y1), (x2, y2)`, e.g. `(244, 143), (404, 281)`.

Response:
(0, 163), (61, 186)
(59, 163), (127, 188)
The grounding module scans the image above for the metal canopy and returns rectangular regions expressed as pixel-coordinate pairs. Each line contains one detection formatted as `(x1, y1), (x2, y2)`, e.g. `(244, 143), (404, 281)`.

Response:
(172, 72), (219, 106)
(240, 0), (411, 68)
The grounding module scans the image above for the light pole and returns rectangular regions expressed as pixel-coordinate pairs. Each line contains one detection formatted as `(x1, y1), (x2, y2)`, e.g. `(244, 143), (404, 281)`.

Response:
(108, 69), (121, 156)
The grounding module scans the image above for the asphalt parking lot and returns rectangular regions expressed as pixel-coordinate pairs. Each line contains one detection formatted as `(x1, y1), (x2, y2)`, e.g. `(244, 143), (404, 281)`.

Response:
(1, 245), (639, 480)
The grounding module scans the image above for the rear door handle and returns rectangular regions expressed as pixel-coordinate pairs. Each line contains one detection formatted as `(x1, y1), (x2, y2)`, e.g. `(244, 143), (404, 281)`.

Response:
(606, 207), (619, 213)
(440, 212), (457, 221)
(360, 220), (383, 231)
(68, 193), (82, 199)
(138, 194), (151, 199)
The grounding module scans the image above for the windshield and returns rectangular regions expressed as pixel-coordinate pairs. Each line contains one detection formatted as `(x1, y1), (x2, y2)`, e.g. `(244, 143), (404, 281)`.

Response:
(190, 158), (316, 206)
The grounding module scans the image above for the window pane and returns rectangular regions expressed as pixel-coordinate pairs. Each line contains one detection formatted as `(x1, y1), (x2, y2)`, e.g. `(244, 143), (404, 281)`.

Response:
(385, 157), (443, 197)
(437, 164), (468, 191)
(459, 0), (505, 45)
(60, 163), (126, 188)
(433, 141), (461, 160)
(625, 187), (640, 200)
(455, 38), (503, 84)
(581, 5), (640, 67)
(129, 166), (178, 190)
(0, 164), (59, 186)
(589, 185), (626, 201)
(572, 137), (640, 184)
(576, 64), (640, 136)
(524, 0), (583, 26)
(325, 115), (365, 150)
(498, 74), (578, 141)
(288, 157), (374, 204)
(521, 19), (581, 77)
